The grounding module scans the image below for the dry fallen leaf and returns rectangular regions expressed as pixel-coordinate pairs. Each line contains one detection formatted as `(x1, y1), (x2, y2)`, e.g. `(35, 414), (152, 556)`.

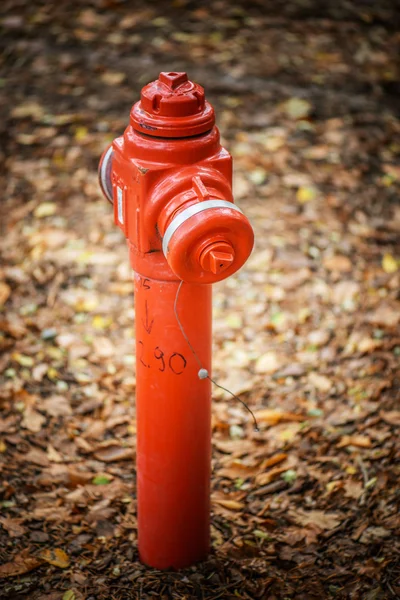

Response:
(32, 363), (49, 382)
(47, 445), (64, 463)
(92, 336), (115, 358)
(0, 517), (26, 538)
(217, 458), (259, 480)
(254, 351), (285, 374)
(308, 372), (332, 393)
(337, 435), (372, 449)
(307, 329), (330, 347)
(323, 255), (352, 272)
(11, 101), (44, 119)
(256, 466), (288, 486)
(213, 439), (255, 456)
(260, 453), (288, 469)
(0, 282), (11, 306)
(254, 409), (305, 426)
(359, 526), (391, 544)
(290, 509), (341, 531)
(42, 395), (72, 417)
(0, 550), (43, 578)
(357, 337), (382, 354)
(100, 71), (126, 85)
(380, 411), (400, 426)
(22, 447), (50, 467)
(343, 480), (364, 500)
(21, 406), (46, 433)
(93, 445), (134, 463)
(213, 499), (244, 511)
(366, 304), (400, 328)
(37, 548), (70, 569)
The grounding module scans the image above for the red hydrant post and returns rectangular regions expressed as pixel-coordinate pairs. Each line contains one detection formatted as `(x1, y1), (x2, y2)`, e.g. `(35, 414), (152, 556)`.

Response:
(99, 72), (254, 569)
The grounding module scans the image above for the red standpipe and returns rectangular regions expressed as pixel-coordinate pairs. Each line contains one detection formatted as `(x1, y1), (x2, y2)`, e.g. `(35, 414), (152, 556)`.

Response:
(135, 277), (211, 568)
(99, 72), (254, 569)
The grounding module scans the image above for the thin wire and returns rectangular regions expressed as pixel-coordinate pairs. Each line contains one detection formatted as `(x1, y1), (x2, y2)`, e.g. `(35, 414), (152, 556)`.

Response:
(174, 280), (259, 432)
(174, 281), (203, 370)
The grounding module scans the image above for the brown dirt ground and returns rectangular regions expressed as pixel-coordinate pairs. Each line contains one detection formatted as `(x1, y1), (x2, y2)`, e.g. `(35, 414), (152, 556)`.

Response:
(0, 1), (399, 598)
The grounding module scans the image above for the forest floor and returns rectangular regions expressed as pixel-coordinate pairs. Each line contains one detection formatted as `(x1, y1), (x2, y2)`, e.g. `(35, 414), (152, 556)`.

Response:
(0, 1), (399, 599)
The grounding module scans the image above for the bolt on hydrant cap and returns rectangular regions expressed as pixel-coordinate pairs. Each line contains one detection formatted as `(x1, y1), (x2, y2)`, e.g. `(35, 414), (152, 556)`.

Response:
(131, 72), (215, 138)
(200, 241), (235, 275)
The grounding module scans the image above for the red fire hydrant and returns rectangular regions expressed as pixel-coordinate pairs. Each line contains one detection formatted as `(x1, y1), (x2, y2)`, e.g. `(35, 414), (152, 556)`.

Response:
(99, 72), (254, 569)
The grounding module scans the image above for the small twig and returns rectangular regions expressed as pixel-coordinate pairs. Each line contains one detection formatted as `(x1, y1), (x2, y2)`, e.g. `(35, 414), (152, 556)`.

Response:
(47, 271), (64, 307)
(356, 454), (370, 506)
(356, 454), (369, 487)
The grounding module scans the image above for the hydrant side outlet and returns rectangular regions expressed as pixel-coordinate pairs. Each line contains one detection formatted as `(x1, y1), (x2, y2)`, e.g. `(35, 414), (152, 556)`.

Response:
(99, 72), (254, 569)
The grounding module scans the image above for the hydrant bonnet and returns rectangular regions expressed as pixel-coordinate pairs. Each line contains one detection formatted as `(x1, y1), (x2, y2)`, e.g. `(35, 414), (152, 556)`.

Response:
(131, 72), (215, 138)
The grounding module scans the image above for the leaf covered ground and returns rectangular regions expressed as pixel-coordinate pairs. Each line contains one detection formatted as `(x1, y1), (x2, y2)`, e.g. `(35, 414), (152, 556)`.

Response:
(0, 1), (400, 599)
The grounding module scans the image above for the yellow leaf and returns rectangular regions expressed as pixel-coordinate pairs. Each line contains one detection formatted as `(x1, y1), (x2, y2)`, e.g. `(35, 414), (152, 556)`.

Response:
(92, 315), (112, 330)
(75, 297), (99, 312)
(38, 548), (70, 569)
(12, 353), (34, 367)
(346, 466), (357, 475)
(74, 126), (88, 141)
(76, 251), (93, 264)
(47, 367), (59, 380)
(279, 424), (302, 442)
(326, 481), (339, 493)
(297, 186), (317, 203)
(382, 253), (398, 274)
(225, 313), (242, 328)
(34, 202), (56, 218)
(298, 307), (311, 323)
(283, 97), (312, 119)
(249, 167), (267, 185)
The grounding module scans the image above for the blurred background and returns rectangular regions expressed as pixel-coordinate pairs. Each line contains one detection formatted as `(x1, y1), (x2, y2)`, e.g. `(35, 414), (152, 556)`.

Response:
(0, 1), (399, 599)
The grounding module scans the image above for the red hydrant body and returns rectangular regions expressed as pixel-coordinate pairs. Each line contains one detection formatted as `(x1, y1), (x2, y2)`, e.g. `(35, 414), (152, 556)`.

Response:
(99, 72), (253, 569)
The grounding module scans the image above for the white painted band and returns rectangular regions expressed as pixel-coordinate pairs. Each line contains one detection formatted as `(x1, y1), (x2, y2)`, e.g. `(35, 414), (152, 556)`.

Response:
(100, 145), (114, 202)
(162, 200), (243, 257)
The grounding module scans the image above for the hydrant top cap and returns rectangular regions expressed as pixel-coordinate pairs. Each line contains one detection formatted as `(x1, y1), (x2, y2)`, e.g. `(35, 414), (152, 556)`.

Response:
(131, 72), (215, 138)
